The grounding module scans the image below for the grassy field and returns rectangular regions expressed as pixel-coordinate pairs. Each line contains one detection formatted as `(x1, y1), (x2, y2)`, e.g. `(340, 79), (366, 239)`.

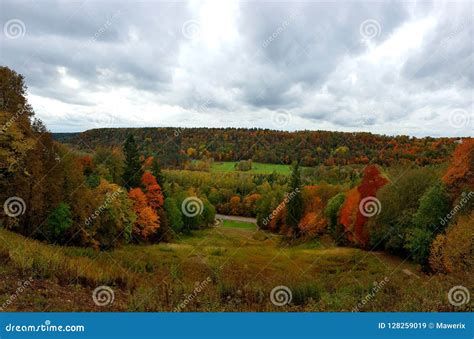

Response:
(221, 220), (257, 230)
(211, 162), (293, 175)
(0, 226), (469, 312)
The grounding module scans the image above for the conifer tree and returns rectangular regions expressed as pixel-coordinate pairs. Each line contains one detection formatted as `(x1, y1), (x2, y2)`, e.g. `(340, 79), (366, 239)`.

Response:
(123, 134), (143, 189)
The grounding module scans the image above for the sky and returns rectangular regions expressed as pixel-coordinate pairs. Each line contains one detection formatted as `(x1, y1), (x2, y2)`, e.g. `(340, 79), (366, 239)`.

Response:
(0, 0), (472, 137)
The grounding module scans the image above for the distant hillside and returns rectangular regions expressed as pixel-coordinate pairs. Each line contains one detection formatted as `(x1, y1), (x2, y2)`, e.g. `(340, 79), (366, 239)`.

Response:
(57, 127), (458, 167)
(52, 132), (80, 143)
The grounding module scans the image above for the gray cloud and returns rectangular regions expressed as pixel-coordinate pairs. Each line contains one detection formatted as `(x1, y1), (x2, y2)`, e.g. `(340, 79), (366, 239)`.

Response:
(0, 0), (472, 136)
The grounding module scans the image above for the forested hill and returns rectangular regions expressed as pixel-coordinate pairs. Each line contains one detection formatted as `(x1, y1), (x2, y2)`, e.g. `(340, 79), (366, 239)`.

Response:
(54, 128), (459, 167)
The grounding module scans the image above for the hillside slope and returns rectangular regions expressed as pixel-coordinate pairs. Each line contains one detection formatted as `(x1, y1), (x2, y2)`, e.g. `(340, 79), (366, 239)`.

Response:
(55, 128), (458, 167)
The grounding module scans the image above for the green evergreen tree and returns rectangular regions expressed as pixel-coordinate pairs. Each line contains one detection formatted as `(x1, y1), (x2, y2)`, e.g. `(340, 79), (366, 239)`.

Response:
(285, 161), (304, 236)
(123, 134), (143, 189)
(151, 157), (165, 189)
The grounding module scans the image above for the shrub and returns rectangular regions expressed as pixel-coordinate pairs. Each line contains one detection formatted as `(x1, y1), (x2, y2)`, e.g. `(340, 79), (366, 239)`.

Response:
(234, 160), (252, 171)
(46, 203), (72, 243)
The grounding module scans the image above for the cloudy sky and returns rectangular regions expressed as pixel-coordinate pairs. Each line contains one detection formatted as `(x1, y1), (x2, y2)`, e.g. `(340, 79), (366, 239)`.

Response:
(0, 0), (472, 136)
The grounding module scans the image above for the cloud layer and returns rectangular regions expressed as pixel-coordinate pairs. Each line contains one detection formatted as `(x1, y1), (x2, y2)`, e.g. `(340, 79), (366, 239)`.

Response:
(0, 0), (472, 136)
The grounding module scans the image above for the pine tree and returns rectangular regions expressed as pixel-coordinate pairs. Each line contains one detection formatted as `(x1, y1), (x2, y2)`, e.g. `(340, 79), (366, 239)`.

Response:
(151, 157), (165, 189)
(123, 134), (143, 189)
(285, 161), (304, 237)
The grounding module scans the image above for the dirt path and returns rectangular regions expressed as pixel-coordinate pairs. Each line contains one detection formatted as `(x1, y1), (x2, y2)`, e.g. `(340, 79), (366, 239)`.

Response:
(215, 214), (257, 224)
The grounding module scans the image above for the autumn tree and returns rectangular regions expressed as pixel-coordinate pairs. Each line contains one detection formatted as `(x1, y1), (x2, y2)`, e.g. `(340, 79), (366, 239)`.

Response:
(128, 187), (159, 241)
(91, 180), (135, 249)
(339, 165), (388, 247)
(429, 212), (474, 273)
(229, 195), (241, 215)
(93, 146), (125, 185)
(141, 171), (164, 210)
(442, 139), (474, 197)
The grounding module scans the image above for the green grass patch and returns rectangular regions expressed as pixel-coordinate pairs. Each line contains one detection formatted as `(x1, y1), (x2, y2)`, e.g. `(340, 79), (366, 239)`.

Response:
(211, 162), (293, 175)
(221, 220), (256, 230)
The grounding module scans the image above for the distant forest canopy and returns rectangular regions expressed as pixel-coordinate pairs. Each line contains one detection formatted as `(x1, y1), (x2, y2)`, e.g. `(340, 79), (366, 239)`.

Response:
(54, 127), (460, 167)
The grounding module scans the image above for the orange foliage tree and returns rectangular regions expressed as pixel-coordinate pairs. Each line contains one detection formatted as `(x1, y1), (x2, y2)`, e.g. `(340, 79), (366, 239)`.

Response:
(298, 186), (330, 236)
(339, 165), (388, 247)
(339, 187), (360, 244)
(141, 171), (164, 210)
(229, 196), (241, 215)
(442, 139), (474, 197)
(128, 187), (159, 240)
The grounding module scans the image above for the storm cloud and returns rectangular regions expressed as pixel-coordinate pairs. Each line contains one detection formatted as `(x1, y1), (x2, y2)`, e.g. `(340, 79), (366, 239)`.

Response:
(0, 0), (472, 136)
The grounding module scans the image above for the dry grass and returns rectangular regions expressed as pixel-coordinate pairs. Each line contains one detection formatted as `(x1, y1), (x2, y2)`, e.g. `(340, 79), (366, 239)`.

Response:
(0, 226), (471, 312)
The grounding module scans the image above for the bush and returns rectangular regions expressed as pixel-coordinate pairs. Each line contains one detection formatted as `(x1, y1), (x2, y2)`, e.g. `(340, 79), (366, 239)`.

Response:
(46, 203), (72, 243)
(234, 160), (252, 171)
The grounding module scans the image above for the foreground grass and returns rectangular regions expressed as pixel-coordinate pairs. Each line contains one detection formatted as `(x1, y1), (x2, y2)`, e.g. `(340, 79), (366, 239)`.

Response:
(0, 227), (471, 312)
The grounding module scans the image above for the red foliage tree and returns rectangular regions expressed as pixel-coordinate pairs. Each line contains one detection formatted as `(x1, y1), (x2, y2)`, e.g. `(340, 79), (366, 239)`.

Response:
(353, 165), (388, 247)
(339, 187), (360, 244)
(339, 165), (388, 247)
(141, 171), (164, 210)
(442, 139), (474, 197)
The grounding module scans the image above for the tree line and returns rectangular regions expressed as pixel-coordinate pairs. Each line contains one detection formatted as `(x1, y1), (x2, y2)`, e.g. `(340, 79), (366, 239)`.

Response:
(58, 125), (457, 168)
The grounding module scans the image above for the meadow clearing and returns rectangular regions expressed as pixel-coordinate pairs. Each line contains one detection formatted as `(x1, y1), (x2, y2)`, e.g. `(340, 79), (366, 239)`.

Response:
(0, 221), (469, 312)
(210, 161), (294, 175)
